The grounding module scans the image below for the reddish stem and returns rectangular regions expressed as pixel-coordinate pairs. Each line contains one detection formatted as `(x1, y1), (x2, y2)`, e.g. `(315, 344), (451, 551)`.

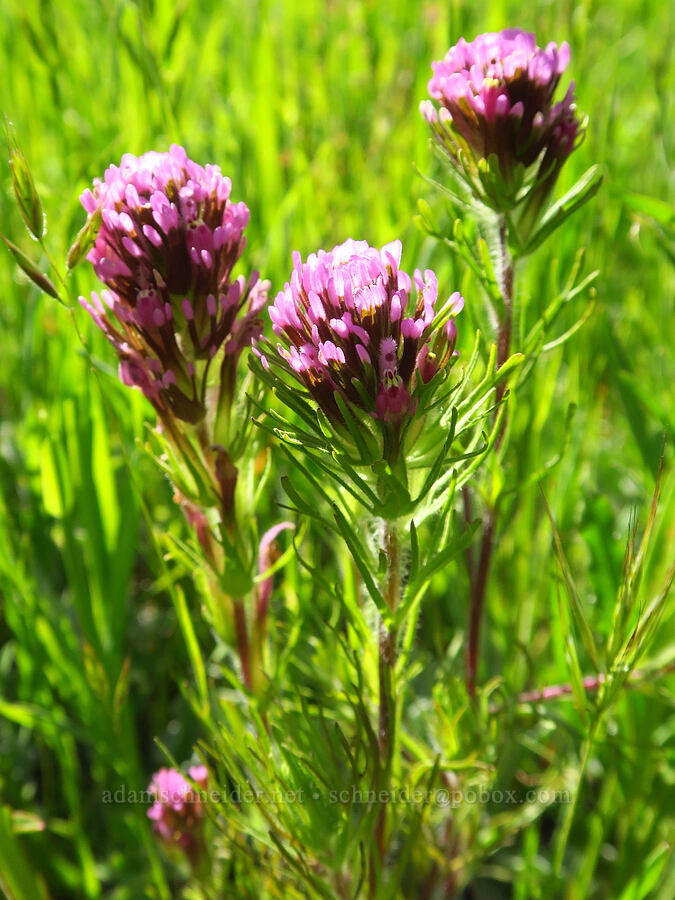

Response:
(233, 598), (253, 691)
(488, 662), (675, 714)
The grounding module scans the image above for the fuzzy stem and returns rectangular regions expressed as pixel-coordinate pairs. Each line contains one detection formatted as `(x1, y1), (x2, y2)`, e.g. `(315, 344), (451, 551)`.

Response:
(373, 520), (400, 880)
(466, 216), (513, 699)
(378, 522), (400, 756)
(494, 217), (514, 414)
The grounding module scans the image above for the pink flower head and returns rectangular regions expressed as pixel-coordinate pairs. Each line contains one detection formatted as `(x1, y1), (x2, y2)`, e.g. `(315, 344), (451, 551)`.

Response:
(422, 30), (582, 203)
(263, 239), (462, 427)
(147, 765), (208, 856)
(77, 145), (267, 423)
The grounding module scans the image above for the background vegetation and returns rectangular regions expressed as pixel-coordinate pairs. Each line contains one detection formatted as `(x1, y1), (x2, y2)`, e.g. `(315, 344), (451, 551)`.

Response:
(0, 0), (673, 897)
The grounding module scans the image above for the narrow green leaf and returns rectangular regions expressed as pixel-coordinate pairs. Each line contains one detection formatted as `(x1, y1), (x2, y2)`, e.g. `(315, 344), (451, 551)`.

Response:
(413, 408), (456, 504)
(399, 521), (480, 626)
(524, 166), (603, 255)
(555, 581), (588, 720)
(331, 504), (388, 621)
(280, 474), (334, 531)
(623, 192), (675, 226)
(617, 842), (670, 900)
(333, 390), (373, 462)
(0, 806), (49, 900)
(1, 235), (61, 301)
(544, 492), (601, 673)
(542, 300), (596, 352)
(173, 585), (208, 712)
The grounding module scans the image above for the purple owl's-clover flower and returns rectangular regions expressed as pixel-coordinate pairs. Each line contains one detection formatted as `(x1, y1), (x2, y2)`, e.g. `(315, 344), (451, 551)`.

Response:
(147, 765), (208, 859)
(421, 30), (583, 211)
(78, 145), (267, 424)
(260, 239), (462, 430)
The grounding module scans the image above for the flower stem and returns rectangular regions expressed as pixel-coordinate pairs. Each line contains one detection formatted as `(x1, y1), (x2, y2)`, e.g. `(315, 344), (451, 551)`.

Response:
(374, 520), (400, 876)
(494, 218), (514, 415)
(461, 485), (475, 584)
(232, 598), (253, 692)
(378, 522), (400, 756)
(488, 662), (675, 714)
(466, 217), (513, 698)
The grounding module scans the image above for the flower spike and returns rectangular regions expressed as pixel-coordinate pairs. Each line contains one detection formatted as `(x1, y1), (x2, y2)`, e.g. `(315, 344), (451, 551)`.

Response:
(422, 30), (583, 218)
(76, 144), (267, 423)
(261, 238), (462, 432)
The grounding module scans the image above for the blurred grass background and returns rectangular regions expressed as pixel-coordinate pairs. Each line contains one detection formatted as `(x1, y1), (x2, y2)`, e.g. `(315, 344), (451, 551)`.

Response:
(0, 0), (673, 897)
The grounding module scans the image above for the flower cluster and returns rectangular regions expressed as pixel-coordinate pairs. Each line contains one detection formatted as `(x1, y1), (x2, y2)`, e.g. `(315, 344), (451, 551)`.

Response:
(78, 145), (266, 424)
(421, 29), (582, 210)
(147, 765), (208, 858)
(262, 239), (462, 427)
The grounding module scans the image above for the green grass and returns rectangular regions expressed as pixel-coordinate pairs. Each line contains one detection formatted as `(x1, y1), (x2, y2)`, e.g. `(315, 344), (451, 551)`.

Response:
(0, 0), (674, 897)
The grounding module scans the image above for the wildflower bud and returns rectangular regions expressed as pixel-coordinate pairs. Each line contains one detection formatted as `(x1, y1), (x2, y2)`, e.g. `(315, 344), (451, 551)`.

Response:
(8, 138), (45, 240)
(445, 317), (458, 354)
(263, 239), (462, 440)
(416, 293), (463, 383)
(76, 145), (265, 423)
(256, 521), (294, 622)
(423, 30), (583, 216)
(66, 205), (101, 270)
(175, 492), (215, 559)
(415, 345), (438, 385)
(147, 766), (208, 863)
